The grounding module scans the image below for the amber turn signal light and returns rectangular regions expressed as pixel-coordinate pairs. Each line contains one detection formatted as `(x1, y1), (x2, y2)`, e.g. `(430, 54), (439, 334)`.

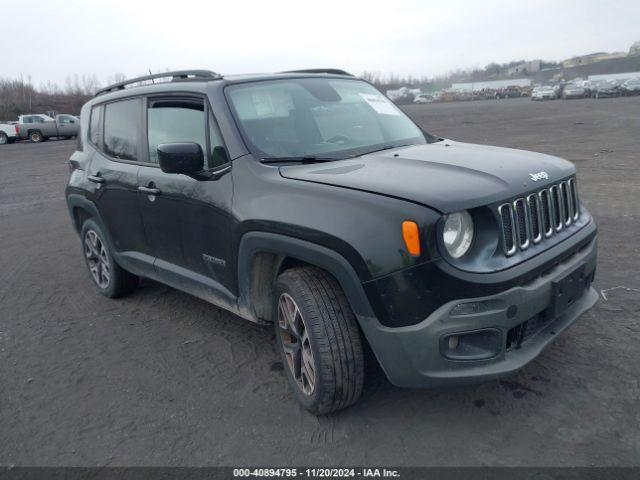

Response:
(402, 221), (421, 256)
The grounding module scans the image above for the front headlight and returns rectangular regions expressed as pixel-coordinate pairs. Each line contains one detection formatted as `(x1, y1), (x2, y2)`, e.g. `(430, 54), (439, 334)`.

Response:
(443, 210), (474, 259)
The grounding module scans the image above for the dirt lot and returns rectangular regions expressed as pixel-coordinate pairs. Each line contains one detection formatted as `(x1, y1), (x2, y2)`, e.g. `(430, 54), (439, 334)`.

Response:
(1, 97), (639, 467)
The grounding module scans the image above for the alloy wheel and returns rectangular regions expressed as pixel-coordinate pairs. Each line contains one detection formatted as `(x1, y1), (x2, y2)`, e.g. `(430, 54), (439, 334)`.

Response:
(84, 230), (110, 289)
(277, 293), (316, 396)
(0, 133), (7, 145)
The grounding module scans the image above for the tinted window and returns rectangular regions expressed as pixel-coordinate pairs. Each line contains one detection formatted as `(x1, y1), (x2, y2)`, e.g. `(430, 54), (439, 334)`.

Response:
(22, 116), (33, 124)
(89, 105), (102, 145)
(147, 98), (206, 165)
(104, 99), (139, 161)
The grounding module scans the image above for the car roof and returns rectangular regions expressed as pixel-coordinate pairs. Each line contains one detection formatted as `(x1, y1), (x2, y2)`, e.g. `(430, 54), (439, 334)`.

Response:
(89, 70), (361, 105)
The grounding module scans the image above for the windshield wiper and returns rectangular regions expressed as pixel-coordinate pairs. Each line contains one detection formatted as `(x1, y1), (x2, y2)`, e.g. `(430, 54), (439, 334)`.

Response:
(356, 143), (414, 157)
(260, 156), (339, 164)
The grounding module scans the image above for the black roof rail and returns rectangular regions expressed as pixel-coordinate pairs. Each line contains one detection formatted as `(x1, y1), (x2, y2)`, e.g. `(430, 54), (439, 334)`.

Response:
(95, 70), (222, 97)
(280, 68), (354, 77)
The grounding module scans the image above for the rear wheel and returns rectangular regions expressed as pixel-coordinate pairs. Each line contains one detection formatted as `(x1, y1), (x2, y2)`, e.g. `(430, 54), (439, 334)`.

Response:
(29, 130), (43, 143)
(0, 132), (7, 145)
(80, 219), (139, 298)
(274, 267), (364, 414)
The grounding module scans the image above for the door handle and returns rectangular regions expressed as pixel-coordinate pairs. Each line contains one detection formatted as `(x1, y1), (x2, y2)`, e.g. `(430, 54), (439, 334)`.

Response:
(138, 186), (161, 195)
(88, 174), (105, 184)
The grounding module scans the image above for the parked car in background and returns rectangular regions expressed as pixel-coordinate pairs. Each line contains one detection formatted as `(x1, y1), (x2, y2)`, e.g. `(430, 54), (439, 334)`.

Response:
(414, 93), (434, 104)
(0, 122), (19, 145)
(494, 86), (521, 99)
(590, 80), (620, 99)
(531, 86), (557, 101)
(579, 80), (594, 97)
(519, 86), (532, 97)
(17, 114), (80, 142)
(620, 78), (640, 96)
(562, 84), (587, 99)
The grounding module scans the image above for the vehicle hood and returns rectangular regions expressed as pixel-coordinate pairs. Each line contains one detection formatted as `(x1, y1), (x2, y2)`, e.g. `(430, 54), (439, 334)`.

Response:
(279, 141), (576, 213)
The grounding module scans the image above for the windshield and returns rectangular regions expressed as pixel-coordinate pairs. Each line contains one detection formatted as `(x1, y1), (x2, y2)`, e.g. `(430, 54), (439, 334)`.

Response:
(226, 78), (430, 159)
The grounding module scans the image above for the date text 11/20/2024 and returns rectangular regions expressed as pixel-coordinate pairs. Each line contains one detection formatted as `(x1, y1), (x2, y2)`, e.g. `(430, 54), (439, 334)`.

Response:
(233, 468), (400, 478)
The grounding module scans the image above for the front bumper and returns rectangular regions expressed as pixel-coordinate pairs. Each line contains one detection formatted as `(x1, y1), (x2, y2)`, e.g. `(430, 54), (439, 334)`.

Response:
(359, 236), (598, 388)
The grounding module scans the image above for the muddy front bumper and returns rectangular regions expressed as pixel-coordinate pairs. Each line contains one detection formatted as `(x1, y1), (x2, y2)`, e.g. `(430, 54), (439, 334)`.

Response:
(358, 236), (598, 388)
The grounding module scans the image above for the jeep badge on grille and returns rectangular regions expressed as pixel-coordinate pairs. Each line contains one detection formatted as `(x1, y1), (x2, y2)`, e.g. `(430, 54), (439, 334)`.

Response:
(529, 171), (549, 182)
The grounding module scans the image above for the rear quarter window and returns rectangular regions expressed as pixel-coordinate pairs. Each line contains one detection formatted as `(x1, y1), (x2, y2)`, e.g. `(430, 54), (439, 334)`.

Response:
(89, 105), (103, 146)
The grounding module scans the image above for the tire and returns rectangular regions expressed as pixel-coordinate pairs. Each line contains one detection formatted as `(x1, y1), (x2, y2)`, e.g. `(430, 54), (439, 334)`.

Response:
(29, 130), (43, 143)
(80, 219), (139, 298)
(0, 132), (7, 145)
(274, 267), (364, 414)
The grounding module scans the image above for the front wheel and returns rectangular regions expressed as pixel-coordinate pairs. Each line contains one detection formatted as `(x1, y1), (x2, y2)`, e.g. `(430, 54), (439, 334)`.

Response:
(274, 267), (364, 414)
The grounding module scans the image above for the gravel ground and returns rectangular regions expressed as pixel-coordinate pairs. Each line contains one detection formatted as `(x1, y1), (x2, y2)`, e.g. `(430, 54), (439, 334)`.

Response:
(1, 97), (639, 466)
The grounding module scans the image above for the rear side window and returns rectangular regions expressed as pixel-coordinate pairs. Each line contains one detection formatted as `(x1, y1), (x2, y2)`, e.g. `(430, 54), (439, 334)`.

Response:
(103, 99), (139, 161)
(22, 116), (33, 124)
(89, 105), (102, 146)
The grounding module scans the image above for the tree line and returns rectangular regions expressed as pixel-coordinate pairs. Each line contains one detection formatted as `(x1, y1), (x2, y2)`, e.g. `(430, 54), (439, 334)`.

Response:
(0, 74), (125, 121)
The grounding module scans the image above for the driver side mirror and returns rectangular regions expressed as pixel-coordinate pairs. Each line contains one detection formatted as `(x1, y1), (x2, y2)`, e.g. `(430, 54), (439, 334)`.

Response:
(157, 142), (204, 174)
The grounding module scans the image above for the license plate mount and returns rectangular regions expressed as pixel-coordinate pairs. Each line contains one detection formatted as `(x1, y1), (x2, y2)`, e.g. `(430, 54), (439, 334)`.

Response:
(550, 265), (586, 317)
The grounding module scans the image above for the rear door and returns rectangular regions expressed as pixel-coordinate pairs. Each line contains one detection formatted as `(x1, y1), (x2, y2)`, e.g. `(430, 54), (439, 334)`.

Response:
(137, 95), (235, 304)
(85, 97), (152, 276)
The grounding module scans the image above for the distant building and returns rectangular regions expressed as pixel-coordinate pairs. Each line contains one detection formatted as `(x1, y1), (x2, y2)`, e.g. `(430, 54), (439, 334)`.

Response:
(630, 41), (640, 56)
(507, 60), (541, 76)
(563, 52), (627, 68)
(451, 78), (531, 92)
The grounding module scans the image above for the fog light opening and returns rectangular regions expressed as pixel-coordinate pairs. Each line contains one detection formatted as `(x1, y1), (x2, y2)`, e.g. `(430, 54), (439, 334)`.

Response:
(448, 335), (459, 350)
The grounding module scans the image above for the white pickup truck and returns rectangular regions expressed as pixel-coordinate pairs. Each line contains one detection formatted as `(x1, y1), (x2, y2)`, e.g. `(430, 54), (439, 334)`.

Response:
(0, 122), (19, 145)
(16, 114), (80, 142)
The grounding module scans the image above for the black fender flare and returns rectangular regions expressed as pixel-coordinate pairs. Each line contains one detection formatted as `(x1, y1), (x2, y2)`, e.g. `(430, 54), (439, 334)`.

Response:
(66, 193), (107, 234)
(65, 194), (119, 258)
(237, 231), (376, 321)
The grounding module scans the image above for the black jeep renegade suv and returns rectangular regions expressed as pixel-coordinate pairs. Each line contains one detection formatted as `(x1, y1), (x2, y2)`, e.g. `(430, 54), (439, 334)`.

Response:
(66, 69), (598, 414)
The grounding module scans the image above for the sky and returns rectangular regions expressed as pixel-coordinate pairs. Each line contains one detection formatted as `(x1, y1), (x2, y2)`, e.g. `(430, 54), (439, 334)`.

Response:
(2, 0), (639, 87)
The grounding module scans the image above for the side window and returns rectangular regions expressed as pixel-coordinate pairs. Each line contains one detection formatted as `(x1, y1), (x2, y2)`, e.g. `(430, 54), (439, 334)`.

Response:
(147, 97), (206, 165)
(104, 99), (139, 161)
(33, 116), (44, 124)
(89, 105), (102, 146)
(22, 116), (33, 124)
(208, 110), (229, 168)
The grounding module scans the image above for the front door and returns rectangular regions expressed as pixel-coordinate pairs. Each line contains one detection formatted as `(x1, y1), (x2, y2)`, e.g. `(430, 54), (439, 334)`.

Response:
(137, 95), (235, 306)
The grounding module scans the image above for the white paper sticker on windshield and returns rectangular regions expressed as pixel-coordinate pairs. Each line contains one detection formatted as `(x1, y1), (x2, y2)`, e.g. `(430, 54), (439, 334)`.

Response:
(359, 93), (400, 115)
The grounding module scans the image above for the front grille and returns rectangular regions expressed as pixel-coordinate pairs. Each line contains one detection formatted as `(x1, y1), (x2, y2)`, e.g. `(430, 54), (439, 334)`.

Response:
(498, 178), (580, 256)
